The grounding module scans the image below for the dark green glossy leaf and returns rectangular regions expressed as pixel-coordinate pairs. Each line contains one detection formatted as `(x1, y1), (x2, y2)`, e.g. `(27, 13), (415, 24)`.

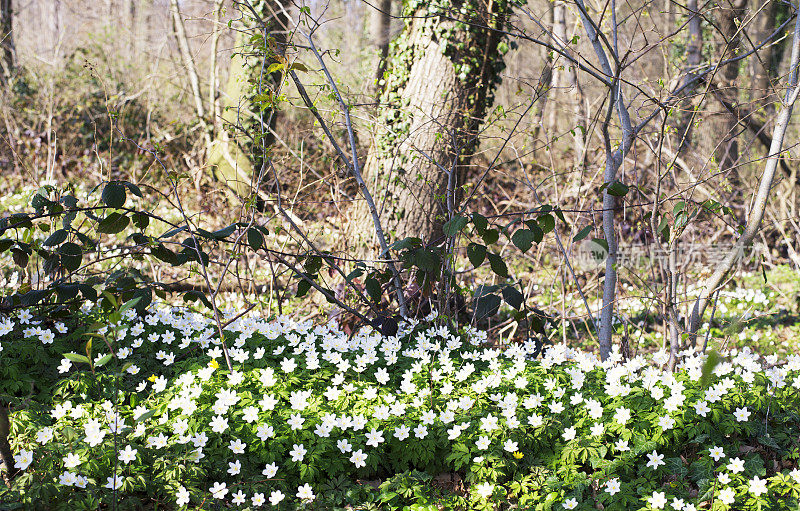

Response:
(511, 229), (535, 253)
(591, 237), (609, 253)
(486, 252), (508, 278)
(466, 243), (486, 268)
(347, 266), (365, 281)
(97, 213), (130, 234)
(482, 228), (499, 245)
(305, 256), (323, 275)
(606, 181), (629, 197)
(183, 290), (213, 309)
(573, 225), (593, 242)
(159, 226), (187, 239)
(78, 284), (98, 302)
(247, 228), (264, 250)
(390, 237), (422, 251)
(132, 212), (149, 230)
(43, 229), (68, 247)
(125, 182), (143, 197)
(55, 283), (80, 301)
(150, 244), (177, 265)
(523, 220), (544, 243)
(414, 249), (440, 274)
(7, 214), (33, 230)
(18, 288), (52, 306)
(471, 213), (488, 234)
(365, 277), (381, 303)
(60, 195), (79, 208)
(502, 285), (524, 310)
(11, 247), (29, 268)
(57, 242), (83, 272)
(474, 293), (501, 321)
(538, 213), (555, 234)
(208, 224), (237, 239)
(101, 182), (126, 208)
(296, 278), (312, 298)
(443, 215), (469, 237)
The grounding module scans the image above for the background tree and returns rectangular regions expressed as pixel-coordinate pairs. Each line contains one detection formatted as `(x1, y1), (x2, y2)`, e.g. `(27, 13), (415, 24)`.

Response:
(207, 0), (287, 200)
(750, 0), (781, 113)
(348, 0), (518, 251)
(547, 0), (584, 167)
(703, 0), (748, 188)
(676, 0), (703, 153)
(170, 0), (206, 123)
(0, 0), (14, 82)
(370, 0), (392, 89)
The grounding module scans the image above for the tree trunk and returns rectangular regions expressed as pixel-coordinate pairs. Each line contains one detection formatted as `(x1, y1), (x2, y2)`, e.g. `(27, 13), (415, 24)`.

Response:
(209, 0), (224, 131)
(528, 3), (553, 154)
(371, 0), (392, 89)
(207, 1), (286, 199)
(676, 0), (702, 151)
(546, 1), (566, 132)
(348, 0), (513, 251)
(127, 0), (137, 58)
(42, 0), (60, 61)
(0, 0), (14, 83)
(700, 0), (748, 176)
(142, 0), (154, 48)
(751, 0), (778, 110)
(547, 0), (585, 167)
(207, 29), (254, 197)
(170, 0), (206, 120)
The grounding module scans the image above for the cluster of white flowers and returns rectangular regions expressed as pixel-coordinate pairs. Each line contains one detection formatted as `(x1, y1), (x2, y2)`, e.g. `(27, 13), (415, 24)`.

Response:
(5, 301), (800, 509)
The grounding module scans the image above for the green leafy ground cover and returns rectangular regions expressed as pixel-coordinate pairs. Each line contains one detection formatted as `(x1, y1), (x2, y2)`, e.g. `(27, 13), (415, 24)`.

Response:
(2, 300), (800, 510)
